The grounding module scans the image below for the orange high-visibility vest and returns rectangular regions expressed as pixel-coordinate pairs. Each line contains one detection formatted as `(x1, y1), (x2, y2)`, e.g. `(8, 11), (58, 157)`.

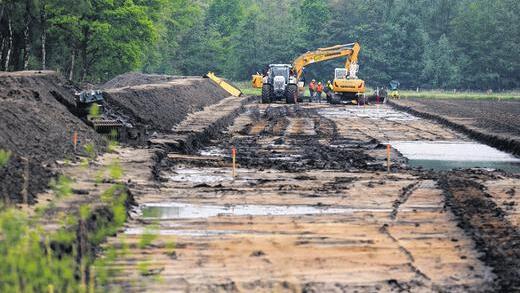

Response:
(317, 84), (323, 92)
(309, 82), (315, 90)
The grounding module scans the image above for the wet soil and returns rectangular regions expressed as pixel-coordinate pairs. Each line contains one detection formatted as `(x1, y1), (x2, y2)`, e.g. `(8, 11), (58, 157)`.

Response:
(221, 105), (376, 172)
(4, 71), (520, 292)
(391, 98), (520, 156)
(440, 170), (520, 291)
(106, 102), (520, 292)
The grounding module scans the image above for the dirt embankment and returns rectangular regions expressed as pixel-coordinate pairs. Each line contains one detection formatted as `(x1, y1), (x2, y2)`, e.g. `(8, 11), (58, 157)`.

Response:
(390, 98), (520, 156)
(0, 71), (105, 203)
(103, 77), (230, 132)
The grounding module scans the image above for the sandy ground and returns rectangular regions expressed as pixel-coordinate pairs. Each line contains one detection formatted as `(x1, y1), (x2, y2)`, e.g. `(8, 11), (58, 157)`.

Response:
(90, 102), (520, 292)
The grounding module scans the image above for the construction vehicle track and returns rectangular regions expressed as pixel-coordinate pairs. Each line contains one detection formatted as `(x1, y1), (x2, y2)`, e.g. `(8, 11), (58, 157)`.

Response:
(89, 100), (520, 292)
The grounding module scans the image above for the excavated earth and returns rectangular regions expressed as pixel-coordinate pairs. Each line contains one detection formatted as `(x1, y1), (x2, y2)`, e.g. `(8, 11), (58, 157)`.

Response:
(0, 71), (104, 203)
(0, 71), (230, 204)
(3, 72), (520, 292)
(103, 76), (230, 132)
(92, 101), (520, 292)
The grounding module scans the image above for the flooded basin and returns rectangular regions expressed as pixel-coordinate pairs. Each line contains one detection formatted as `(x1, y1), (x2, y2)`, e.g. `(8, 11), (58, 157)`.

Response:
(391, 140), (520, 172)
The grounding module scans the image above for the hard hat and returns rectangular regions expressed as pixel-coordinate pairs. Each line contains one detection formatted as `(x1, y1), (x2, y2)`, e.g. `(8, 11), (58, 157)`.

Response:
(318, 82), (322, 84)
(312, 79), (315, 82)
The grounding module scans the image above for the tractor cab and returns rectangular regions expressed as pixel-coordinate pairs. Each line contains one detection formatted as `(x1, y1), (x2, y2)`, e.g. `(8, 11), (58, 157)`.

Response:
(261, 64), (299, 104)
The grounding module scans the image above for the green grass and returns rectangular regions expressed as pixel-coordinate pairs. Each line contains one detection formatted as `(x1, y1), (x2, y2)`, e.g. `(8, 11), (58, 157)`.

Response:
(234, 81), (260, 96)
(235, 80), (520, 100)
(399, 90), (520, 100)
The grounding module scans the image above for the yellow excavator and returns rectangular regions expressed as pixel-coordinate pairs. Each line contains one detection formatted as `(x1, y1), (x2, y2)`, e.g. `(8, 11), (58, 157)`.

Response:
(252, 42), (365, 103)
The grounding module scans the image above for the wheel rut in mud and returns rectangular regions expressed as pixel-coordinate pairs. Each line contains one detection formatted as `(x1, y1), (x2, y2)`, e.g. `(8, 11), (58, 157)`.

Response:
(104, 102), (510, 292)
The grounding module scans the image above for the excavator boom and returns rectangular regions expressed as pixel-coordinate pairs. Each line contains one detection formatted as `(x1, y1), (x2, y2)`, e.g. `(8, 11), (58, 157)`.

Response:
(292, 42), (360, 80)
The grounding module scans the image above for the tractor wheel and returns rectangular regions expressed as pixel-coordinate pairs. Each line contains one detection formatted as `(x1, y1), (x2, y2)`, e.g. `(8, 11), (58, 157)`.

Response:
(285, 84), (298, 104)
(261, 84), (272, 104)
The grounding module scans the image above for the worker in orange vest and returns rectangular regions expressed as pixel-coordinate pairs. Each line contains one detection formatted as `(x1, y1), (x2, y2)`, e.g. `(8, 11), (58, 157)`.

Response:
(309, 79), (316, 101)
(316, 82), (324, 103)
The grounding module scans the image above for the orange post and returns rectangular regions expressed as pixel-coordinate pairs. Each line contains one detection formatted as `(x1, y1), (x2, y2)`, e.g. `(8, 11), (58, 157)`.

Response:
(73, 131), (78, 152)
(386, 144), (391, 173)
(231, 146), (237, 177)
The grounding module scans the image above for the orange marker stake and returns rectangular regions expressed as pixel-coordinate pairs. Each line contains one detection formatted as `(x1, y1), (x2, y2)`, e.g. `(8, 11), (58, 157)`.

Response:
(232, 146), (237, 178)
(387, 144), (391, 173)
(73, 131), (78, 152)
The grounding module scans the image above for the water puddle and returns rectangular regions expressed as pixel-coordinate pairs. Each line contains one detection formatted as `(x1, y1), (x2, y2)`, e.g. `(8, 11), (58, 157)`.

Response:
(199, 147), (227, 157)
(138, 202), (394, 220)
(169, 168), (233, 183)
(125, 227), (241, 236)
(319, 107), (418, 121)
(391, 141), (520, 172)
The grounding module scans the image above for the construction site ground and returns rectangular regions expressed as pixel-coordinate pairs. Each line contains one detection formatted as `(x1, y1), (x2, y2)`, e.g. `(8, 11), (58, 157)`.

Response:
(69, 100), (519, 292)
(3, 72), (520, 292)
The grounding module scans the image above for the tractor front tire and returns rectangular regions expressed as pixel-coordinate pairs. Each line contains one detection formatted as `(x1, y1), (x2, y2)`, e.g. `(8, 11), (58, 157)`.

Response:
(285, 84), (298, 104)
(261, 84), (272, 104)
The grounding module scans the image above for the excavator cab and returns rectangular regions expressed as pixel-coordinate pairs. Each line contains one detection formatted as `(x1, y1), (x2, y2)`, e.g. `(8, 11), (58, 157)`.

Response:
(332, 63), (365, 104)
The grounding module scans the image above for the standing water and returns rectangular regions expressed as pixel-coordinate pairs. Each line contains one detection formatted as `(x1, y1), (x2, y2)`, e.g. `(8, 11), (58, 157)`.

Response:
(390, 141), (520, 173)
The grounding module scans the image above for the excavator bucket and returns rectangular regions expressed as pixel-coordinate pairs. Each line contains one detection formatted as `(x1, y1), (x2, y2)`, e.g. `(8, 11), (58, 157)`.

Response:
(204, 72), (242, 97)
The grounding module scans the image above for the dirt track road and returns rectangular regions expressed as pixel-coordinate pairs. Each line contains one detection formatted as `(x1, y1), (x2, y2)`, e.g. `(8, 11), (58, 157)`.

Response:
(87, 101), (520, 292)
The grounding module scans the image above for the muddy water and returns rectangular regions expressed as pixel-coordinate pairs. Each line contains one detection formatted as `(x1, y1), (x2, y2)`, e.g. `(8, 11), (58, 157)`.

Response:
(391, 140), (520, 172)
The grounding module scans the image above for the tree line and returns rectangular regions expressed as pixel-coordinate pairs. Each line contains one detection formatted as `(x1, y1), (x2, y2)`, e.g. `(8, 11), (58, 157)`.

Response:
(1, 0), (518, 90)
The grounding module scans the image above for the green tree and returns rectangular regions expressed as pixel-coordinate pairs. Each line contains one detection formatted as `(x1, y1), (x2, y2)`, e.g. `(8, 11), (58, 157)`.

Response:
(421, 34), (460, 88)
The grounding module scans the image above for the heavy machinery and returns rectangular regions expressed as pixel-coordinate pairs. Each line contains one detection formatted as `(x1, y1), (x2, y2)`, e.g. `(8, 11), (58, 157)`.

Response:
(292, 42), (365, 104)
(75, 90), (141, 142)
(261, 64), (299, 104)
(389, 80), (400, 99)
(254, 42), (365, 104)
(205, 72), (243, 97)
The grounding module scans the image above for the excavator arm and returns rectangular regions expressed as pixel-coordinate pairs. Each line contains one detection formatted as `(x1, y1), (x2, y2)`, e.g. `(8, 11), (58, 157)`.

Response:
(292, 42), (361, 80)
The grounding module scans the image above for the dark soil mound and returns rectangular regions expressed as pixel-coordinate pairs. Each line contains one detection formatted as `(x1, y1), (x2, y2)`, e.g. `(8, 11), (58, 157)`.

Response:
(0, 71), (104, 203)
(101, 72), (194, 89)
(103, 77), (230, 132)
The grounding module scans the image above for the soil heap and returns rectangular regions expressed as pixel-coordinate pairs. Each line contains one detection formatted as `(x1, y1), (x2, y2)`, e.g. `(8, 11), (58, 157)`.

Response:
(0, 71), (104, 203)
(103, 76), (231, 132)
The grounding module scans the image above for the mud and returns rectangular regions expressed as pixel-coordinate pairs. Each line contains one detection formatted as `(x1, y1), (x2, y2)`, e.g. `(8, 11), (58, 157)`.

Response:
(105, 102), (517, 292)
(103, 77), (231, 132)
(391, 99), (520, 156)
(440, 171), (520, 291)
(218, 105), (375, 172)
(0, 71), (105, 203)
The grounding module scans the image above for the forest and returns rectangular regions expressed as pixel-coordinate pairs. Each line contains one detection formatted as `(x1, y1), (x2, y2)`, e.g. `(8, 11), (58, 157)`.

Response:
(0, 0), (518, 90)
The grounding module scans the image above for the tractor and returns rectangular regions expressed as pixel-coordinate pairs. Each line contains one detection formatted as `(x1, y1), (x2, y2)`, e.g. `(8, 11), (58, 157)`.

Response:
(261, 64), (299, 104)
